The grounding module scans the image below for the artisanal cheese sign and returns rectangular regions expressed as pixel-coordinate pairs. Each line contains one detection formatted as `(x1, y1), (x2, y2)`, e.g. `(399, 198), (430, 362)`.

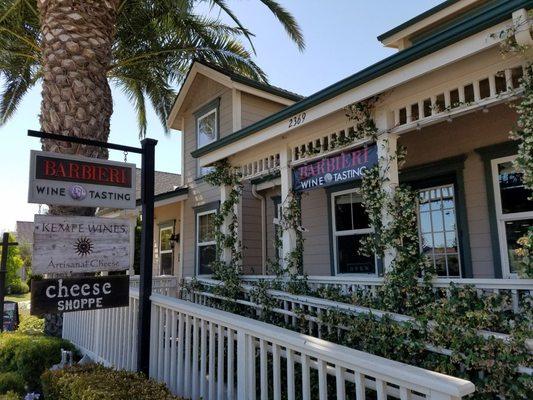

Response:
(30, 275), (130, 316)
(32, 215), (131, 275)
(28, 150), (137, 209)
(292, 144), (378, 191)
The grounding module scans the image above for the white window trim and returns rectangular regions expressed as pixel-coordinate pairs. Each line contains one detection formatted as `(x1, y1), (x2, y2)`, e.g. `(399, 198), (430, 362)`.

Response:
(196, 209), (217, 275)
(417, 183), (462, 278)
(491, 155), (533, 278)
(196, 108), (218, 149)
(159, 225), (174, 276)
(330, 188), (377, 275)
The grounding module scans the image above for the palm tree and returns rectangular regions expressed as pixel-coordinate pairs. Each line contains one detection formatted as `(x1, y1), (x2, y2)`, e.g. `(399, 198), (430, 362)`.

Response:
(0, 0), (304, 152)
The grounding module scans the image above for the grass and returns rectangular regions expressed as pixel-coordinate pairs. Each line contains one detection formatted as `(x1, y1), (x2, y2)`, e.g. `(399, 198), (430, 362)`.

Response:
(4, 293), (30, 303)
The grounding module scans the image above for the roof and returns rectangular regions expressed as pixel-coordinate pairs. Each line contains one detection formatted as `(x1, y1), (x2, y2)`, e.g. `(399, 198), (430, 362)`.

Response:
(191, 0), (531, 159)
(195, 60), (304, 102)
(135, 169), (181, 200)
(377, 0), (464, 42)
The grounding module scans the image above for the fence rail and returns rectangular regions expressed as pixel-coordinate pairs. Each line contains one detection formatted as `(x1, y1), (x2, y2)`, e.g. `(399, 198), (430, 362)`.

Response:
(239, 275), (533, 314)
(63, 288), (475, 400)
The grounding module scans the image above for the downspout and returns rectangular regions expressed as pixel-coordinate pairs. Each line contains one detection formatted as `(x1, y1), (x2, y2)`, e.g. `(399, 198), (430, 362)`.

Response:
(251, 184), (267, 274)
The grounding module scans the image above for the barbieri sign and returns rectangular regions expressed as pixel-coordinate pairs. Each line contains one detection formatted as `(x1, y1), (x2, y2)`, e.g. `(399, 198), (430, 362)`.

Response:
(32, 215), (131, 275)
(28, 150), (137, 209)
(293, 144), (378, 191)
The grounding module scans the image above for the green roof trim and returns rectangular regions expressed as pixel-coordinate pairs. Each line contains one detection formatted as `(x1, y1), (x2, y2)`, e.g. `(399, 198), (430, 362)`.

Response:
(377, 0), (462, 42)
(191, 0), (532, 160)
(135, 187), (189, 206)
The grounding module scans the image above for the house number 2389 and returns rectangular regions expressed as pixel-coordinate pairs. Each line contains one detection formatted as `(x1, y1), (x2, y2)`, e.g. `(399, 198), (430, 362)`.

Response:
(288, 112), (306, 128)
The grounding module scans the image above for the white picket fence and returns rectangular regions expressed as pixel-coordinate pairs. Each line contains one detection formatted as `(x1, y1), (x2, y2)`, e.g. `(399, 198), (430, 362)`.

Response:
(63, 287), (475, 400)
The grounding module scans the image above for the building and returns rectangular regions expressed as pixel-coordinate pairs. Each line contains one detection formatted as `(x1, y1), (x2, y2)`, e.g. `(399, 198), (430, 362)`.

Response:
(150, 0), (531, 281)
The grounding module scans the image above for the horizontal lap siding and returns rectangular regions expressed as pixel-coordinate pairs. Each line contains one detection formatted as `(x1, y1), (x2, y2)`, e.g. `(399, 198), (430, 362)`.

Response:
(301, 189), (331, 275)
(241, 182), (263, 274)
(180, 76), (232, 277)
(399, 103), (517, 278)
(241, 93), (286, 129)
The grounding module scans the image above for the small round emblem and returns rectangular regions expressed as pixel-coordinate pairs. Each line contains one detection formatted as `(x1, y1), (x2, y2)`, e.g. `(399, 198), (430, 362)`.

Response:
(324, 173), (333, 183)
(69, 185), (87, 200)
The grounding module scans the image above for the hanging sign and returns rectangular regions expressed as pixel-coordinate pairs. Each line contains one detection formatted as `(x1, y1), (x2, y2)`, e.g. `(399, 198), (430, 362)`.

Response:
(31, 275), (130, 316)
(293, 144), (378, 191)
(32, 215), (131, 275)
(28, 150), (137, 209)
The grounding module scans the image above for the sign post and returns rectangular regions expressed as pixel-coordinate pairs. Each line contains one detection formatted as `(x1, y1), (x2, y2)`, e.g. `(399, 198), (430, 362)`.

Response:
(27, 130), (156, 376)
(0, 232), (18, 333)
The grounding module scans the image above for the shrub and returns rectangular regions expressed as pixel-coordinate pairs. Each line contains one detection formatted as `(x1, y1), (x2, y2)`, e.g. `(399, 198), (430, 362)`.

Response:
(7, 280), (29, 295)
(0, 373), (25, 395)
(0, 391), (19, 400)
(16, 314), (44, 336)
(0, 333), (76, 391)
(41, 364), (183, 400)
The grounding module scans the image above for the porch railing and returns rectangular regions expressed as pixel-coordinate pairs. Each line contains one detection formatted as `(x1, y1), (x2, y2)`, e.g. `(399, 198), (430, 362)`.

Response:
(239, 275), (533, 314)
(63, 287), (475, 400)
(130, 275), (178, 297)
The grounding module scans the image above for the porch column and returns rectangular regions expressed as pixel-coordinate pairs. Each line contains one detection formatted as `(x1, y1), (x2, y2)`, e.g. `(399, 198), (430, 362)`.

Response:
(375, 110), (399, 273)
(220, 184), (234, 265)
(279, 145), (297, 273)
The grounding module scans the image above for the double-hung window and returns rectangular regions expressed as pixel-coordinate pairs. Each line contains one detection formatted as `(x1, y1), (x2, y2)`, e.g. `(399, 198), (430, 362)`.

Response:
(491, 156), (532, 277)
(331, 189), (376, 274)
(418, 184), (461, 277)
(196, 99), (219, 177)
(196, 210), (217, 275)
(159, 224), (174, 275)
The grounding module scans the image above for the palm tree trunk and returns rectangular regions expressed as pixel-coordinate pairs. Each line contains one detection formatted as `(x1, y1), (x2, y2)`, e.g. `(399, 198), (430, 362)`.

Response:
(37, 0), (120, 335)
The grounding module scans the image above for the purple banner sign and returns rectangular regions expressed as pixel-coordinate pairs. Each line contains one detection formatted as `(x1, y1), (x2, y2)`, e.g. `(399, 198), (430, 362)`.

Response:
(293, 144), (378, 191)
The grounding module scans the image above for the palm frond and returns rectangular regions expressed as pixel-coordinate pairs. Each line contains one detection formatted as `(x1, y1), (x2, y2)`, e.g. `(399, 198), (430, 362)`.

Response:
(259, 0), (305, 51)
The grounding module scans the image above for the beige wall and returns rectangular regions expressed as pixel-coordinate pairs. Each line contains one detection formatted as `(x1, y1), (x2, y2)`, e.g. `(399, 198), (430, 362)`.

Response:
(241, 93), (286, 129)
(153, 202), (181, 276)
(399, 103), (516, 278)
(241, 182), (263, 274)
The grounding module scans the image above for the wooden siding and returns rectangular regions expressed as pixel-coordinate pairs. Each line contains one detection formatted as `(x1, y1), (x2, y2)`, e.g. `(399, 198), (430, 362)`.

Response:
(241, 92), (286, 129)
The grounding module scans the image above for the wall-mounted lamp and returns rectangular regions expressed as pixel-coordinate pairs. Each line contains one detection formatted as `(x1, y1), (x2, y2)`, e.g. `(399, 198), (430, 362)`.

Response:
(169, 233), (180, 248)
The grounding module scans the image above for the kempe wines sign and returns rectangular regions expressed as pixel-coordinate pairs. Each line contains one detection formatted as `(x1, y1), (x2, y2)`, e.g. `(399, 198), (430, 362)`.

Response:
(28, 150), (136, 209)
(293, 144), (378, 191)
(31, 275), (129, 316)
(32, 215), (131, 275)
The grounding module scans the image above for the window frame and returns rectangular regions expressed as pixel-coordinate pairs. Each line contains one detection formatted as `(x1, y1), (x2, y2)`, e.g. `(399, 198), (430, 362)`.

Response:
(490, 155), (533, 277)
(195, 98), (220, 178)
(195, 208), (217, 276)
(330, 188), (377, 276)
(417, 183), (462, 278)
(158, 222), (174, 276)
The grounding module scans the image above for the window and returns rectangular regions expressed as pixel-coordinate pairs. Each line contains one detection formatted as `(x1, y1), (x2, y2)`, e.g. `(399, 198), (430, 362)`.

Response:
(159, 225), (174, 275)
(491, 156), (533, 276)
(331, 190), (375, 274)
(418, 184), (461, 277)
(196, 101), (219, 177)
(196, 210), (217, 275)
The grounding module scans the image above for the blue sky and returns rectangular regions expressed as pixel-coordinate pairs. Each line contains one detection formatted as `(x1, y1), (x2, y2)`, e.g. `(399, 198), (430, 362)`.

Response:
(0, 0), (442, 231)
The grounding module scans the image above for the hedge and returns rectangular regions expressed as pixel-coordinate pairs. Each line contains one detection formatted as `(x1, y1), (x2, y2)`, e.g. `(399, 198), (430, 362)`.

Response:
(41, 364), (183, 400)
(0, 372), (25, 395)
(0, 332), (76, 391)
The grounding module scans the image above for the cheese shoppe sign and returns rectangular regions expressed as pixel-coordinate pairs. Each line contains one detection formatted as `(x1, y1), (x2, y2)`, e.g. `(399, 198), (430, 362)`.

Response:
(31, 275), (129, 316)
(293, 144), (378, 191)
(28, 150), (136, 209)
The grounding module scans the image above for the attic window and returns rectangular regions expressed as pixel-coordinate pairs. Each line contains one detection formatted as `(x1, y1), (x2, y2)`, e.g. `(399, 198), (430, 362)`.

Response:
(195, 98), (220, 149)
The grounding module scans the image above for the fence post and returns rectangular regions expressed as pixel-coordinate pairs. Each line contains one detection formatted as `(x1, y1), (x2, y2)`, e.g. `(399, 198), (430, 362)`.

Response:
(237, 331), (249, 399)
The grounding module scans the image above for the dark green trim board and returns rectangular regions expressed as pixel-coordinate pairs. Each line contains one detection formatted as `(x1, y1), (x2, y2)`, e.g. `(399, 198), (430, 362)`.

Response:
(194, 201), (220, 276)
(135, 187), (188, 206)
(400, 155), (473, 278)
(191, 0), (533, 159)
(377, 0), (462, 41)
(475, 141), (519, 278)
